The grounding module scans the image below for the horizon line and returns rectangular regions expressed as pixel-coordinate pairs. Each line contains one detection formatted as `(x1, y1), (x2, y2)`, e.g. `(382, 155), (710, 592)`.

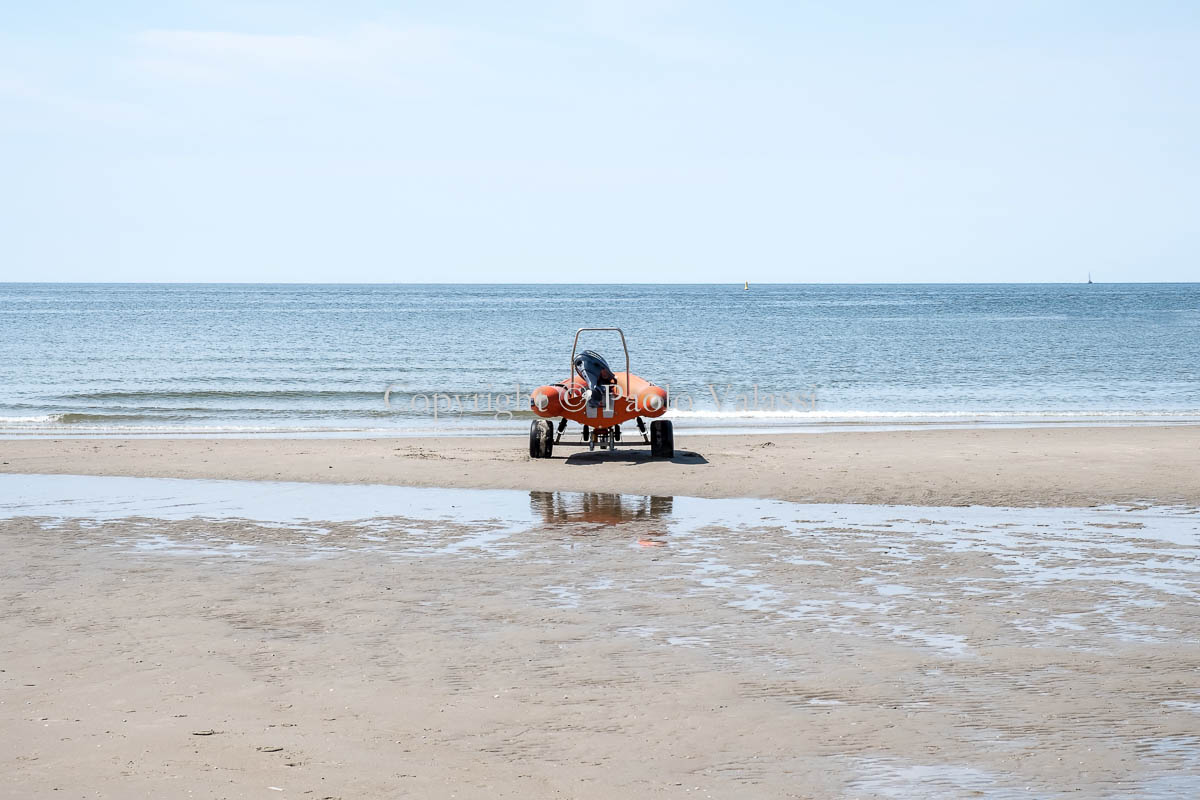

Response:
(3, 280), (1197, 287)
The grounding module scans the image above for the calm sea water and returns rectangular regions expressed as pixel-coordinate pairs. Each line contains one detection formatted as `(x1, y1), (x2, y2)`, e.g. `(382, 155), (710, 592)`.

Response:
(1, 283), (1198, 436)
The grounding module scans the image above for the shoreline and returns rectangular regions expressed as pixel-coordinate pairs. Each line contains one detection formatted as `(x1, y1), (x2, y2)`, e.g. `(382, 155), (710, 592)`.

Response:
(3, 425), (1198, 507)
(3, 417), (1199, 439)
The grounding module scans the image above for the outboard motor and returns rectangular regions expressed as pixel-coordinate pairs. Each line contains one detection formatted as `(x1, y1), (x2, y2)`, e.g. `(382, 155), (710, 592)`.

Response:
(573, 350), (615, 408)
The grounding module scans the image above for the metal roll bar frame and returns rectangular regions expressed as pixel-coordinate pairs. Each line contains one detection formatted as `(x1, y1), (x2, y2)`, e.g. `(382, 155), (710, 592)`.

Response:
(570, 327), (630, 393)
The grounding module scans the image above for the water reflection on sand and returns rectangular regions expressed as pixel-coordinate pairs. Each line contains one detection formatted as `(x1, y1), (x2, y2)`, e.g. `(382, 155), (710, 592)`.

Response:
(3, 474), (1200, 797)
(529, 490), (673, 525)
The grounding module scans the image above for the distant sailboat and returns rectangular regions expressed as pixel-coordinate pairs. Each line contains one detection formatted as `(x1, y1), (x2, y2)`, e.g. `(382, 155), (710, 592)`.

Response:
(744, 281), (750, 291)
(1087, 272), (1094, 284)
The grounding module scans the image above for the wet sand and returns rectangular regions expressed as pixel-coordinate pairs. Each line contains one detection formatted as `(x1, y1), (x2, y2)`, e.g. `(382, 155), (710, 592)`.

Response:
(3, 479), (1199, 798)
(3, 424), (1200, 507)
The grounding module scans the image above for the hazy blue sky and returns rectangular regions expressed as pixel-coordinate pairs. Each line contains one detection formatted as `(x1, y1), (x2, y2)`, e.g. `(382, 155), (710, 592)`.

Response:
(2, 1), (1197, 282)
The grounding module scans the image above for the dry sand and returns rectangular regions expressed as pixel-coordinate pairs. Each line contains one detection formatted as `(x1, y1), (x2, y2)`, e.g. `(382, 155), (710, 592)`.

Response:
(3, 501), (1198, 798)
(3, 424), (1200, 506)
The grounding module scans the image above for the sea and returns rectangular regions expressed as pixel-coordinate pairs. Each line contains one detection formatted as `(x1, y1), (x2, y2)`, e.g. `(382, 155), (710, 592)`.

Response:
(1, 283), (1197, 437)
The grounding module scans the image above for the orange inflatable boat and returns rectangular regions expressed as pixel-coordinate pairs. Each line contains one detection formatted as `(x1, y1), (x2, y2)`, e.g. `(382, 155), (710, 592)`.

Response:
(528, 328), (672, 458)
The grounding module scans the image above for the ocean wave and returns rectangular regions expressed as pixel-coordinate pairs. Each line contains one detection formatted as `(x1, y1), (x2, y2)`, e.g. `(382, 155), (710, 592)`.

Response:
(2, 409), (1199, 437)
(0, 407), (539, 427)
(0, 412), (530, 435)
(0, 413), (171, 426)
(0, 419), (519, 436)
(56, 389), (385, 401)
(665, 408), (1200, 421)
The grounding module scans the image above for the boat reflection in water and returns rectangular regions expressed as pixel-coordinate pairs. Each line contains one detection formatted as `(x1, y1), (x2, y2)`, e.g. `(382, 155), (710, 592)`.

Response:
(529, 491), (673, 526)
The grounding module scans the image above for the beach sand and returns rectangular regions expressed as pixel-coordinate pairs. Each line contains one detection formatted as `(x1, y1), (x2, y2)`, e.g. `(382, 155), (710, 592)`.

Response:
(2, 424), (1199, 506)
(4, 427), (1200, 797)
(4, 498), (1199, 798)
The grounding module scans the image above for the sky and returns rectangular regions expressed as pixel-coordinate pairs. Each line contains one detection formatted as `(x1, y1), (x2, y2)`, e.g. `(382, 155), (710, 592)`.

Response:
(1, 1), (1198, 283)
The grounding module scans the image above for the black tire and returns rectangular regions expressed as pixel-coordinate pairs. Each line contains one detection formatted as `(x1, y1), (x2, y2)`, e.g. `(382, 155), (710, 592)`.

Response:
(529, 419), (554, 459)
(650, 420), (674, 458)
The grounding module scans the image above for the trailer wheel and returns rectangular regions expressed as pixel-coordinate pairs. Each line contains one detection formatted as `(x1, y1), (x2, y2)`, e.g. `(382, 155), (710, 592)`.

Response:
(649, 420), (674, 458)
(529, 419), (554, 459)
